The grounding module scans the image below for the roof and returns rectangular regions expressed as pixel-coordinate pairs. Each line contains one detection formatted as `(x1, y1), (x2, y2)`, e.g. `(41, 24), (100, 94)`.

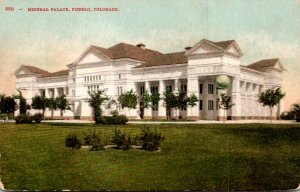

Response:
(203, 39), (235, 50)
(91, 43), (163, 62)
(43, 69), (69, 77)
(246, 58), (280, 71)
(136, 51), (188, 68)
(22, 65), (50, 75)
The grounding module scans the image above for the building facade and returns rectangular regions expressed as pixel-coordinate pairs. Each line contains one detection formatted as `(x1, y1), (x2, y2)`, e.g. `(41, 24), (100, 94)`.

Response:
(15, 39), (285, 120)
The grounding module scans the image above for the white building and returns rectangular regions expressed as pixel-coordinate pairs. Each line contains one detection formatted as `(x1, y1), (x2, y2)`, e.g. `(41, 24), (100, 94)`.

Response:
(15, 39), (285, 120)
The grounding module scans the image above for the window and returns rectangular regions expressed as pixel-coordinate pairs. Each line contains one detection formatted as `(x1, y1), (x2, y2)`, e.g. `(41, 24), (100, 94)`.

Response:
(199, 100), (203, 110)
(166, 85), (172, 92)
(151, 86), (158, 94)
(99, 75), (101, 80)
(208, 84), (214, 94)
(199, 84), (203, 94)
(84, 77), (87, 82)
(208, 100), (214, 110)
(95, 76), (98, 81)
(140, 86), (145, 95)
(119, 74), (122, 79)
(117, 87), (123, 95)
(181, 84), (187, 93)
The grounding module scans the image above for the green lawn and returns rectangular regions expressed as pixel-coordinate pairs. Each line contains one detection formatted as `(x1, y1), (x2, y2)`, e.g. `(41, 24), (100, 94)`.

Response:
(0, 123), (300, 191)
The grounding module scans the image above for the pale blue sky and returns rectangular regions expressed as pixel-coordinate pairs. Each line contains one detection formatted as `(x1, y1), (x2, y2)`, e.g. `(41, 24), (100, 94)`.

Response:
(0, 0), (299, 106)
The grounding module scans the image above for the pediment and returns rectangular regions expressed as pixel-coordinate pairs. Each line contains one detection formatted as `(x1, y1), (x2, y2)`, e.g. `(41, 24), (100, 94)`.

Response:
(274, 62), (285, 71)
(77, 49), (108, 65)
(15, 66), (32, 76)
(227, 45), (239, 55)
(186, 40), (223, 56)
(73, 46), (111, 66)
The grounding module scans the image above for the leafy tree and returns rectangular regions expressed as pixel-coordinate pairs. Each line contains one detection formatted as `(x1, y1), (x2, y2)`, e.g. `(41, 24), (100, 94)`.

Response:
(163, 91), (178, 119)
(258, 87), (285, 123)
(141, 90), (152, 109)
(56, 95), (71, 117)
(13, 90), (30, 114)
(31, 95), (47, 117)
(118, 90), (138, 115)
(217, 93), (234, 122)
(291, 103), (300, 119)
(85, 89), (109, 124)
(46, 98), (58, 119)
(0, 94), (6, 114)
(150, 92), (160, 112)
(187, 93), (199, 117)
(1, 96), (17, 118)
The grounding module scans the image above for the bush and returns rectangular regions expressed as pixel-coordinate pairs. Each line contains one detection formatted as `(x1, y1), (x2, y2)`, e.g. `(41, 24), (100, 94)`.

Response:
(15, 114), (33, 124)
(139, 126), (165, 151)
(99, 115), (128, 125)
(110, 129), (132, 151)
(65, 134), (81, 149)
(296, 117), (300, 122)
(83, 131), (104, 151)
(33, 113), (43, 123)
(280, 111), (295, 120)
(0, 114), (7, 120)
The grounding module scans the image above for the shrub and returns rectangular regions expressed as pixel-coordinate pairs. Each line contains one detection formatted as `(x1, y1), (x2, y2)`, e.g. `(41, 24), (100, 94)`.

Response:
(99, 115), (128, 125)
(33, 113), (43, 123)
(0, 114), (7, 120)
(65, 134), (81, 149)
(296, 117), (300, 122)
(110, 129), (132, 151)
(15, 114), (33, 124)
(280, 111), (295, 120)
(83, 131), (104, 151)
(139, 127), (165, 151)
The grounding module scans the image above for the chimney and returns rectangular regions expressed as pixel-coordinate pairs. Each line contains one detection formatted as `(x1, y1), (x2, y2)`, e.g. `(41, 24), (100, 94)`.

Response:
(137, 43), (146, 49)
(185, 46), (192, 52)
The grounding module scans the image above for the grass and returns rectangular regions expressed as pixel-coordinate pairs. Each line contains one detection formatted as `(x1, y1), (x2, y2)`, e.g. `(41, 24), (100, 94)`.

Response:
(0, 123), (300, 191)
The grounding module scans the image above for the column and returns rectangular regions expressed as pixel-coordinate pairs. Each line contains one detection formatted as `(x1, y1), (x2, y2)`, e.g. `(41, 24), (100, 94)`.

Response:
(187, 77), (199, 119)
(231, 78), (241, 120)
(54, 88), (58, 98)
(246, 83), (253, 119)
(134, 82), (141, 119)
(158, 80), (166, 118)
(45, 88), (50, 98)
(278, 98), (284, 119)
(14, 99), (20, 117)
(253, 84), (259, 119)
(174, 79), (181, 118)
(144, 81), (152, 119)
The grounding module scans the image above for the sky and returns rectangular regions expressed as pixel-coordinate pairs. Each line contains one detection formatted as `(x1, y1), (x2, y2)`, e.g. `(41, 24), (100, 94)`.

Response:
(0, 0), (299, 109)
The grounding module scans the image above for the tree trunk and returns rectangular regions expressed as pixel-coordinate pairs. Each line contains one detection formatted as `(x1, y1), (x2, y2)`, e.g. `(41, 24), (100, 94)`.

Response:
(223, 109), (226, 123)
(60, 110), (63, 118)
(270, 107), (273, 124)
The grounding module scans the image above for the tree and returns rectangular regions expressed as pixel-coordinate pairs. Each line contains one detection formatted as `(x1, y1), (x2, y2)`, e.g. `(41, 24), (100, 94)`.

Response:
(1, 96), (17, 118)
(291, 103), (300, 120)
(32, 95), (47, 117)
(163, 91), (178, 119)
(56, 95), (71, 117)
(13, 90), (30, 114)
(118, 90), (138, 116)
(0, 94), (5, 114)
(139, 90), (152, 119)
(85, 89), (109, 124)
(150, 92), (160, 112)
(187, 93), (199, 117)
(258, 87), (285, 123)
(217, 93), (234, 122)
(46, 97), (57, 119)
